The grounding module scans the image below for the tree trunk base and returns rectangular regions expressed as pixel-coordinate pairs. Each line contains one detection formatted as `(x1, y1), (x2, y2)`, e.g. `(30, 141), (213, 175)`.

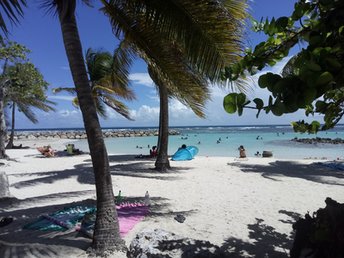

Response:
(0, 152), (9, 160)
(155, 160), (171, 172)
(88, 238), (127, 257)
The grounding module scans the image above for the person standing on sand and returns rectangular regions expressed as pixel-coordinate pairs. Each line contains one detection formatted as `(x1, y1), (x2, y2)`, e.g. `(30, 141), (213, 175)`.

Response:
(238, 145), (246, 158)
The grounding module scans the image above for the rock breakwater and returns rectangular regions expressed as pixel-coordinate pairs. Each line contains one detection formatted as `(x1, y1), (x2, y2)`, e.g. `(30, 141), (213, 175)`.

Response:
(292, 137), (344, 144)
(11, 129), (180, 140)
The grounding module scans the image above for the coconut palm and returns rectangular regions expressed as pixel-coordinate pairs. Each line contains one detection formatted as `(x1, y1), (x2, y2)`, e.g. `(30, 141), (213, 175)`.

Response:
(4, 62), (55, 149)
(40, 0), (126, 253)
(101, 0), (248, 171)
(149, 64), (211, 170)
(0, 0), (27, 158)
(54, 45), (135, 120)
(0, 0), (26, 35)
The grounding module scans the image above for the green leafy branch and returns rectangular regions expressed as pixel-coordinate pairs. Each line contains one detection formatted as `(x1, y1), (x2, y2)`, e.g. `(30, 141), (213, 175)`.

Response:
(223, 0), (344, 133)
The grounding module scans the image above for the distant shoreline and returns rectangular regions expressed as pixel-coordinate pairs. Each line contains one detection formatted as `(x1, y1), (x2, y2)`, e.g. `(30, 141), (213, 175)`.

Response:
(10, 129), (180, 140)
(12, 124), (295, 132)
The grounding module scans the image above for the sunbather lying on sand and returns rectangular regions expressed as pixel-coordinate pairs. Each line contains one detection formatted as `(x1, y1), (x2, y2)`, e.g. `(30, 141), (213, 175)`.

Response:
(37, 145), (55, 157)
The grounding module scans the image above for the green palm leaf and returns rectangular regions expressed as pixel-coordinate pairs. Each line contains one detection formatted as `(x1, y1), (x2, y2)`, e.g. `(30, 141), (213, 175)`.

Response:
(100, 94), (133, 120)
(0, 0), (26, 35)
(101, 0), (247, 82)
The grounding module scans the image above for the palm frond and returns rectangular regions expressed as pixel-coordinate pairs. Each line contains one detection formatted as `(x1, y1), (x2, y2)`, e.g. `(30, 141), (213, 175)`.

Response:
(16, 102), (38, 123)
(86, 46), (135, 100)
(93, 95), (107, 118)
(39, 0), (76, 20)
(86, 48), (113, 82)
(148, 60), (210, 119)
(107, 40), (136, 99)
(0, 0), (26, 35)
(101, 0), (248, 82)
(52, 87), (77, 94)
(100, 94), (133, 120)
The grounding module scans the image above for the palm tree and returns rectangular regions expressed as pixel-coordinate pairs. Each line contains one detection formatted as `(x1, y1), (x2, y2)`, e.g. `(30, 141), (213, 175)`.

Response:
(4, 62), (55, 149)
(46, 1), (126, 253)
(101, 0), (248, 171)
(148, 64), (209, 172)
(0, 0), (27, 159)
(54, 46), (135, 120)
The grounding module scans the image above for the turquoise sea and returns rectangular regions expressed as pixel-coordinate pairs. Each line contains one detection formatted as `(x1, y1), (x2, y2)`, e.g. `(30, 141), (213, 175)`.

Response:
(72, 125), (344, 160)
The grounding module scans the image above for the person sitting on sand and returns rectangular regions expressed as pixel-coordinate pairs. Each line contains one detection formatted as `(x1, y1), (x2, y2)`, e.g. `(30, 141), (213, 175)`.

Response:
(238, 145), (246, 158)
(150, 146), (158, 157)
(37, 145), (55, 157)
(66, 144), (82, 155)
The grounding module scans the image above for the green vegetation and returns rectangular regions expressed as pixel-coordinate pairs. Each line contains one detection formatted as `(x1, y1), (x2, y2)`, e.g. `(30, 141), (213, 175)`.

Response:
(101, 0), (248, 171)
(223, 0), (344, 133)
(0, 39), (30, 158)
(4, 62), (55, 149)
(54, 45), (135, 120)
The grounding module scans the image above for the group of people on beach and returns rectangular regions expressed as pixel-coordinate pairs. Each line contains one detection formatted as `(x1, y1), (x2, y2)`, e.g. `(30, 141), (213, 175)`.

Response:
(36, 144), (82, 157)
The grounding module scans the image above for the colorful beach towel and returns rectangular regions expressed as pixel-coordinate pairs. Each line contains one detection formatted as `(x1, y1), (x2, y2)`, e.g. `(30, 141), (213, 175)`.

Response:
(24, 203), (149, 238)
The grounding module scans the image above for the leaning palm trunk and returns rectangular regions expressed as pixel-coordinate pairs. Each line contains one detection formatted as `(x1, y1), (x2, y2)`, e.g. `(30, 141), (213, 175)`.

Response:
(155, 83), (170, 171)
(5, 101), (15, 149)
(0, 83), (7, 158)
(56, 2), (124, 254)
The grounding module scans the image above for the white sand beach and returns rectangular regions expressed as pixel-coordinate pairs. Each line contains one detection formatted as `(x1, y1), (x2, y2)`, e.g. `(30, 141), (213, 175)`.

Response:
(1, 139), (344, 257)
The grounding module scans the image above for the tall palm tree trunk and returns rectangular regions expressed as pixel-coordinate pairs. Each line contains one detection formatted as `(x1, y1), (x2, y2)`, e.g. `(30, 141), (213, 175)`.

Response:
(156, 102), (162, 152)
(56, 2), (125, 254)
(0, 83), (7, 158)
(5, 102), (15, 149)
(155, 84), (170, 171)
(0, 59), (9, 159)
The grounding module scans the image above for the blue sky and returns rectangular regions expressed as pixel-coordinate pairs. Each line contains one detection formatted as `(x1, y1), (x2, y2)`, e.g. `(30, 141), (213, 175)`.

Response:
(7, 0), (320, 129)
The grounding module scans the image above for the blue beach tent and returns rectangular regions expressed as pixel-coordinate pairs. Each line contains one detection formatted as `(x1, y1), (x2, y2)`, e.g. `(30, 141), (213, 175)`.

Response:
(171, 146), (199, 161)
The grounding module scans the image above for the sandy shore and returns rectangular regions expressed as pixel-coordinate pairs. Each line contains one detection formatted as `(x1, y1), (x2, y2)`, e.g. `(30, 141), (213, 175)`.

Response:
(1, 139), (344, 257)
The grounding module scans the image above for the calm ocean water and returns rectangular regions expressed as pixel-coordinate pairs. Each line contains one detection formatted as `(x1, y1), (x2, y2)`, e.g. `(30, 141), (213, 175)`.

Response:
(68, 125), (344, 160)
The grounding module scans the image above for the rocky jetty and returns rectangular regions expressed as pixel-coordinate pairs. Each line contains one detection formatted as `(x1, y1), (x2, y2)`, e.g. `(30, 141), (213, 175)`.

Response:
(11, 129), (180, 141)
(291, 137), (344, 144)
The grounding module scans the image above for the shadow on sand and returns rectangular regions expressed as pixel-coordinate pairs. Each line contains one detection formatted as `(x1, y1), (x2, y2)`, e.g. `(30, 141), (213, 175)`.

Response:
(0, 194), (178, 257)
(130, 210), (298, 258)
(230, 160), (344, 186)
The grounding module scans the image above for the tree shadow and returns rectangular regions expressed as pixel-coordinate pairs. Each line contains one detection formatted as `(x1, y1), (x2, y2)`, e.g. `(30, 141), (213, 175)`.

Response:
(230, 160), (344, 185)
(220, 218), (292, 257)
(278, 210), (302, 225)
(10, 162), (96, 188)
(0, 190), (96, 212)
(127, 209), (302, 258)
(10, 154), (192, 190)
(131, 217), (294, 258)
(109, 160), (192, 181)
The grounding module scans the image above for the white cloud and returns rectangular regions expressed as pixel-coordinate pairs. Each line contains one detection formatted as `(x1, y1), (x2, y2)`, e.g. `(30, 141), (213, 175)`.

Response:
(48, 95), (75, 101)
(169, 100), (194, 120)
(129, 73), (153, 87)
(58, 109), (80, 117)
(130, 105), (160, 121)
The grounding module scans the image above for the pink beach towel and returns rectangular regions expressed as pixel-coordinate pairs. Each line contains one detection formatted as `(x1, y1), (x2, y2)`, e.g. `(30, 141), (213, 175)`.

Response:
(117, 204), (149, 237)
(27, 203), (150, 238)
